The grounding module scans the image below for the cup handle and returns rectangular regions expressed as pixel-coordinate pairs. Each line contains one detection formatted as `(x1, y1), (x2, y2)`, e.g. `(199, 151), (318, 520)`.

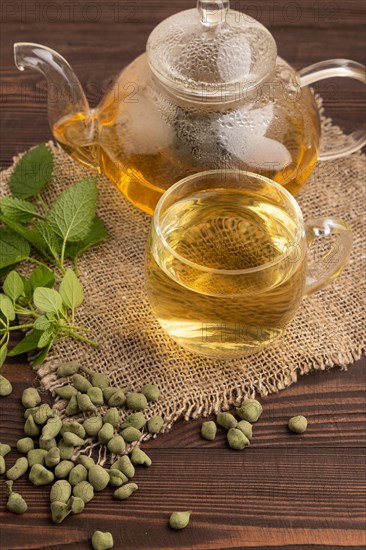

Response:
(304, 218), (352, 296)
(298, 59), (366, 161)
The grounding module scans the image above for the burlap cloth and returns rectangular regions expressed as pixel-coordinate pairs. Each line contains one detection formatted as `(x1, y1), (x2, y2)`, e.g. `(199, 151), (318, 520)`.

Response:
(1, 104), (365, 450)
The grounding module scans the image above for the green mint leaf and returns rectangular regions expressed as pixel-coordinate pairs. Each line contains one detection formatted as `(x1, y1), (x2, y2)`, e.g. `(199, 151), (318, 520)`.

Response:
(27, 265), (55, 295)
(0, 294), (15, 321)
(37, 329), (53, 349)
(0, 344), (7, 367)
(66, 216), (108, 259)
(0, 197), (37, 222)
(8, 144), (53, 199)
(30, 339), (52, 367)
(47, 178), (98, 243)
(0, 228), (30, 269)
(8, 329), (43, 356)
(3, 270), (25, 302)
(0, 216), (53, 262)
(33, 315), (52, 331)
(32, 222), (61, 260)
(33, 287), (63, 314)
(59, 269), (84, 310)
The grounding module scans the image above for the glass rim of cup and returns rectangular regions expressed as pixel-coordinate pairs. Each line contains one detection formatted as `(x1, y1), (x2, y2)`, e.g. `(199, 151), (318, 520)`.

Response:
(153, 169), (305, 276)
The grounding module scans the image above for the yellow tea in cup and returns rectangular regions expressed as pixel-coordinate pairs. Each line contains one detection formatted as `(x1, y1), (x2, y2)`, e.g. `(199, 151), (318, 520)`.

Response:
(146, 171), (351, 358)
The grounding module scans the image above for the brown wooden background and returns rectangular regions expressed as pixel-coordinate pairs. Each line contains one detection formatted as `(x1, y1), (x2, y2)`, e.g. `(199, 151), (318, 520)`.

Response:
(0, 1), (365, 548)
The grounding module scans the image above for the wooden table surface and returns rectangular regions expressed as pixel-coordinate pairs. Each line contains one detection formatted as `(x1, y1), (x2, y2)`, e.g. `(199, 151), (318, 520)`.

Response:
(0, 1), (365, 549)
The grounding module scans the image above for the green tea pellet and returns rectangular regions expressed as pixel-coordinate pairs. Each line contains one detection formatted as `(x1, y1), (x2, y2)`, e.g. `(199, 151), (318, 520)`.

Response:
(78, 455), (95, 470)
(27, 449), (48, 467)
(0, 375), (12, 396)
(72, 373), (92, 393)
(102, 387), (119, 402)
(16, 437), (34, 454)
(33, 403), (53, 425)
(288, 415), (308, 434)
(88, 465), (109, 491)
(126, 393), (148, 411)
(130, 447), (152, 466)
(236, 399), (263, 423)
(24, 406), (39, 419)
(73, 480), (94, 503)
(83, 415), (103, 437)
(0, 456), (6, 474)
(216, 412), (237, 430)
(39, 436), (57, 451)
(7, 457), (28, 480)
(140, 384), (160, 402)
(42, 415), (62, 441)
(6, 480), (28, 514)
(55, 385), (78, 400)
(107, 435), (126, 455)
(147, 415), (163, 434)
(108, 468), (128, 487)
(91, 531), (114, 550)
(112, 455), (135, 478)
(21, 387), (41, 408)
(70, 495), (85, 514)
(77, 392), (97, 413)
(45, 447), (61, 468)
(121, 427), (141, 443)
(62, 432), (85, 447)
(58, 440), (74, 460)
(91, 373), (109, 389)
(98, 423), (114, 445)
(87, 387), (104, 406)
(55, 460), (74, 479)
(227, 428), (250, 450)
(120, 412), (146, 430)
(24, 415), (40, 437)
(201, 421), (217, 441)
(69, 464), (88, 486)
(0, 443), (11, 457)
(51, 500), (72, 523)
(65, 395), (80, 416)
(107, 389), (126, 407)
(237, 420), (253, 440)
(50, 480), (72, 503)
(56, 362), (80, 377)
(113, 482), (138, 500)
(169, 510), (191, 530)
(29, 464), (54, 485)
(103, 408), (120, 428)
(60, 421), (86, 439)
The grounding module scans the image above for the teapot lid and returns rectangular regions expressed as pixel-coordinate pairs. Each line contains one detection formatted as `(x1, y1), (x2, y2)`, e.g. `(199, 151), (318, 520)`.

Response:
(146, 0), (277, 102)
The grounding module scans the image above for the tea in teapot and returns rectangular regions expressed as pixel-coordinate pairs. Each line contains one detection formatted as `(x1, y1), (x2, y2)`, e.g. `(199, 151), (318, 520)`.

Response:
(14, 0), (365, 214)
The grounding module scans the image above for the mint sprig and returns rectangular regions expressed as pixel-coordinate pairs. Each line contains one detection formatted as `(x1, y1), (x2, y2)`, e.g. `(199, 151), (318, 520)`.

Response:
(0, 144), (107, 366)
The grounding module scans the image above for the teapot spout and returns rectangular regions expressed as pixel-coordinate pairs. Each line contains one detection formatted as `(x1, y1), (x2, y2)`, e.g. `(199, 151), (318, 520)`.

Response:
(14, 43), (96, 158)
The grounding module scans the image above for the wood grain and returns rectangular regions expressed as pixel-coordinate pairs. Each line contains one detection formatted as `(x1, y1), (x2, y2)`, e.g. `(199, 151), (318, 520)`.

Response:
(0, 0), (365, 548)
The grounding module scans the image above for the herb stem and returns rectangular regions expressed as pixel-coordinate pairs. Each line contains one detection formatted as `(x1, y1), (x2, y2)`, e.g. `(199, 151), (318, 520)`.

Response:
(0, 323), (34, 333)
(68, 325), (93, 333)
(25, 257), (62, 281)
(69, 331), (99, 347)
(37, 193), (49, 214)
(60, 238), (67, 269)
(0, 318), (7, 329)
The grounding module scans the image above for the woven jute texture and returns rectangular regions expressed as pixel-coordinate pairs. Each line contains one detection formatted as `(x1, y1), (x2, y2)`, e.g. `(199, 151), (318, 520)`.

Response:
(1, 108), (365, 455)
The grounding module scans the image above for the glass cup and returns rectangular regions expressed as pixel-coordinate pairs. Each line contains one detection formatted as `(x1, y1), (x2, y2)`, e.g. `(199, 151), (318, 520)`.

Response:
(145, 170), (352, 359)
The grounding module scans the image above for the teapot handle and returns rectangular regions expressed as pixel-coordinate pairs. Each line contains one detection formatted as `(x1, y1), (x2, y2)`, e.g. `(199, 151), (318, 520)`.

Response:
(298, 59), (366, 161)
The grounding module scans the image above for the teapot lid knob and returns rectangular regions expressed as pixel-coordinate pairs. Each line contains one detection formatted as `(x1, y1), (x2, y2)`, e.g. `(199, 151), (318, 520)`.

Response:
(197, 0), (229, 27)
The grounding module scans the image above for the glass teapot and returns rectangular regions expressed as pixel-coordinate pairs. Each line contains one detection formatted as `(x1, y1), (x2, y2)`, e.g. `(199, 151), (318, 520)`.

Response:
(14, 0), (365, 214)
